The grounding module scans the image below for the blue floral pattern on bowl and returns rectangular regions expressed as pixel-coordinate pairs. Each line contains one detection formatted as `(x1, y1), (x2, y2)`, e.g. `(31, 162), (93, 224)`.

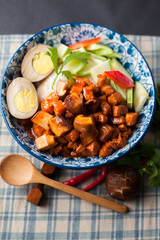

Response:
(0, 23), (156, 169)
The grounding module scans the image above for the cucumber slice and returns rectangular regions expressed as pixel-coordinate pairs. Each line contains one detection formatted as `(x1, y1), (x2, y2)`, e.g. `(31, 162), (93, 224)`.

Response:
(86, 43), (102, 51)
(74, 47), (87, 53)
(78, 57), (103, 76)
(111, 58), (133, 80)
(89, 60), (111, 85)
(110, 80), (127, 101)
(134, 82), (149, 112)
(127, 88), (133, 109)
(88, 52), (107, 61)
(111, 58), (134, 109)
(67, 47), (88, 74)
(57, 43), (71, 62)
(86, 43), (113, 56)
(106, 53), (122, 59)
(67, 60), (86, 75)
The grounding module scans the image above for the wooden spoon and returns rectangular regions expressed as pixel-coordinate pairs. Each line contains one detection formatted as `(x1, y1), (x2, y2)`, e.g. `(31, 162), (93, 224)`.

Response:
(0, 154), (128, 213)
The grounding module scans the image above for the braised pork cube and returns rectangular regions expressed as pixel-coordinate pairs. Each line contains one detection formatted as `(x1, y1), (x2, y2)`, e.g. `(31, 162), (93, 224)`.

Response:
(97, 74), (114, 96)
(93, 112), (102, 122)
(49, 144), (62, 155)
(98, 95), (106, 102)
(125, 113), (139, 126)
(115, 133), (127, 149)
(101, 85), (114, 96)
(80, 129), (98, 146)
(118, 124), (128, 132)
(97, 73), (110, 87)
(121, 128), (132, 139)
(110, 116), (125, 125)
(41, 92), (59, 114)
(113, 105), (128, 117)
(32, 123), (45, 138)
(49, 115), (72, 137)
(57, 136), (68, 144)
(67, 141), (78, 150)
(70, 77), (86, 94)
(56, 80), (68, 98)
(99, 140), (117, 158)
(81, 149), (94, 157)
(101, 102), (111, 116)
(41, 99), (54, 114)
(65, 129), (79, 142)
(93, 112), (108, 124)
(53, 100), (66, 116)
(62, 145), (72, 157)
(107, 92), (124, 106)
(86, 141), (101, 155)
(83, 85), (95, 102)
(98, 114), (108, 124)
(83, 77), (93, 86)
(76, 143), (85, 153)
(111, 126), (120, 139)
(35, 134), (57, 151)
(74, 114), (95, 133)
(31, 110), (53, 131)
(70, 151), (78, 157)
(73, 77), (86, 87)
(99, 124), (115, 142)
(64, 92), (84, 115)
(70, 84), (83, 94)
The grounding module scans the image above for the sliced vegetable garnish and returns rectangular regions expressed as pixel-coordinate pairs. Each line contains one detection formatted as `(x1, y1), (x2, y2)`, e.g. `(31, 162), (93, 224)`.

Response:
(134, 81), (149, 112)
(47, 47), (90, 88)
(68, 37), (101, 50)
(104, 71), (135, 89)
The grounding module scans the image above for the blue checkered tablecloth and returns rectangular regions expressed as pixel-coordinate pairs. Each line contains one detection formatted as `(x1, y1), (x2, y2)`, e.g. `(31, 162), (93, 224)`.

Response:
(0, 34), (160, 240)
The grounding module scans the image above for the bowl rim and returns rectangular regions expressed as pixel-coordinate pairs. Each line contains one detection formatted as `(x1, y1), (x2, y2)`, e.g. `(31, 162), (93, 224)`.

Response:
(0, 22), (156, 169)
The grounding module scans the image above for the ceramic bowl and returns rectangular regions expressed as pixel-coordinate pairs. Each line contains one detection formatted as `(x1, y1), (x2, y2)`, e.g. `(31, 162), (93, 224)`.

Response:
(0, 23), (156, 169)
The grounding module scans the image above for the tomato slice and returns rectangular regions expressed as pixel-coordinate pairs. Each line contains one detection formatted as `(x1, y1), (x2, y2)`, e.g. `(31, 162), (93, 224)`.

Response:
(104, 71), (135, 89)
(68, 37), (101, 50)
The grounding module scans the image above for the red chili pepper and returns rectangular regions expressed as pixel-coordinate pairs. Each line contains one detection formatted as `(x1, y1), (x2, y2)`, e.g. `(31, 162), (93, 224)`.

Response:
(64, 166), (101, 186)
(64, 165), (108, 191)
(104, 71), (135, 89)
(68, 37), (101, 50)
(82, 165), (108, 191)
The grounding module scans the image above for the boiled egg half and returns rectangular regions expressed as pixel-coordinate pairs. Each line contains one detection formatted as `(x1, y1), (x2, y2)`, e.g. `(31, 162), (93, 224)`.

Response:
(7, 77), (38, 119)
(21, 44), (54, 82)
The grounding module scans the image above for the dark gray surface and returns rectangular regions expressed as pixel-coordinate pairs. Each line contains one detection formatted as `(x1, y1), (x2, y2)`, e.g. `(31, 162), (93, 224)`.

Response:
(0, 0), (160, 35)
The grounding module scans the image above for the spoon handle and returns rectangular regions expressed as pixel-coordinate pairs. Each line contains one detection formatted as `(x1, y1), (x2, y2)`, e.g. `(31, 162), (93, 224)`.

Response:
(36, 174), (128, 213)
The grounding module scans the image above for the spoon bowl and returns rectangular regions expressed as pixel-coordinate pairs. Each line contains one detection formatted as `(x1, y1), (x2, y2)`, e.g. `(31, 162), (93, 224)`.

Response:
(0, 154), (128, 213)
(0, 154), (35, 185)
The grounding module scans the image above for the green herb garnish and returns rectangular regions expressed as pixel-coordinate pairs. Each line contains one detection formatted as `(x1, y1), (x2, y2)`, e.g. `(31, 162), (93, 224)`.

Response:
(47, 47), (90, 88)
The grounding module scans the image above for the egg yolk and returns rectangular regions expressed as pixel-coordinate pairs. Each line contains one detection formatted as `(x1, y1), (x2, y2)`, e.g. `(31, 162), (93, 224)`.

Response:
(14, 88), (37, 113)
(32, 51), (53, 75)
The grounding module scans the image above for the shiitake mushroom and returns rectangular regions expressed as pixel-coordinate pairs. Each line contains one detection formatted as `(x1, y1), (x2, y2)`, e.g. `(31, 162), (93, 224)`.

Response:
(106, 165), (140, 200)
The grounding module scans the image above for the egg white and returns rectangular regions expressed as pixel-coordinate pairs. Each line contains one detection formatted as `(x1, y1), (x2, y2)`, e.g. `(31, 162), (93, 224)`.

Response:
(7, 77), (38, 119)
(21, 44), (54, 82)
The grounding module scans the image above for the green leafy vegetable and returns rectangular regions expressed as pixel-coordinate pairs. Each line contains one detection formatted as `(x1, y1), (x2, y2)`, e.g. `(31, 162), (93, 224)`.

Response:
(60, 51), (90, 71)
(151, 83), (160, 129)
(46, 47), (58, 74)
(47, 47), (90, 88)
(62, 70), (74, 85)
(117, 84), (160, 187)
